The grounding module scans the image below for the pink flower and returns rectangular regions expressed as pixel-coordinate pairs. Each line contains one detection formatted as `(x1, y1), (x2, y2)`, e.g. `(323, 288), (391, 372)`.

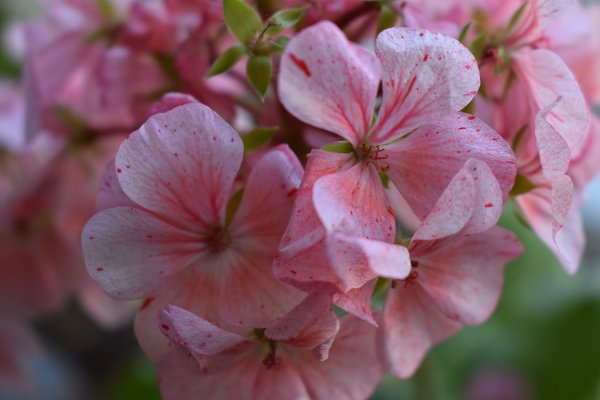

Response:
(379, 227), (523, 378)
(155, 294), (381, 400)
(466, 0), (592, 273)
(82, 102), (306, 361)
(275, 22), (516, 314)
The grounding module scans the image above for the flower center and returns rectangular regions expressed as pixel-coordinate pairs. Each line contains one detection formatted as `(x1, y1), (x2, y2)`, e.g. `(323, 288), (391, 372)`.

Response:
(358, 143), (389, 173)
(205, 226), (231, 253)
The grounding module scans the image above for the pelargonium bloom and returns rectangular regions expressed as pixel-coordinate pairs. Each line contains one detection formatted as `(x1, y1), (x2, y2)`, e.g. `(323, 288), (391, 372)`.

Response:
(82, 102), (306, 360)
(156, 294), (381, 400)
(379, 227), (523, 378)
(275, 21), (516, 318)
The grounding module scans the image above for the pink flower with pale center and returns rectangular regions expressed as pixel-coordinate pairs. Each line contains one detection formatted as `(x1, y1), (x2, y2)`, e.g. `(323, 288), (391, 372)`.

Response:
(82, 102), (306, 361)
(274, 22), (516, 320)
(155, 294), (382, 400)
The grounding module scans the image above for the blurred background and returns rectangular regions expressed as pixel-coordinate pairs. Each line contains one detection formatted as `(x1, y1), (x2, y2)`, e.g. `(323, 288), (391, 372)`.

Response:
(1, 1), (599, 399)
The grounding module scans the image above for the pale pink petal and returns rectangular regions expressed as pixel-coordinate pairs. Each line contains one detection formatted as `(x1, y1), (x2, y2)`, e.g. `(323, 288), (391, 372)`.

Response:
(266, 293), (339, 360)
(135, 267), (223, 362)
(370, 28), (479, 143)
(379, 284), (461, 378)
(96, 160), (136, 211)
(159, 305), (248, 356)
(327, 233), (411, 291)
(551, 175), (575, 236)
(82, 207), (204, 299)
(115, 103), (243, 231)
(412, 227), (523, 324)
(333, 281), (378, 326)
(296, 315), (383, 399)
(412, 158), (503, 241)
(150, 92), (199, 114)
(278, 21), (380, 144)
(519, 187), (583, 274)
(512, 48), (588, 155)
(535, 99), (571, 179)
(385, 113), (516, 220)
(275, 150), (355, 292)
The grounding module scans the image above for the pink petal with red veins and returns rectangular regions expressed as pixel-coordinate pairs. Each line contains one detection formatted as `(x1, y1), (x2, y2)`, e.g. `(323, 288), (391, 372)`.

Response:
(327, 233), (411, 291)
(512, 48), (588, 155)
(266, 293), (339, 360)
(82, 207), (205, 299)
(295, 316), (382, 399)
(278, 21), (380, 144)
(275, 150), (355, 292)
(379, 284), (461, 378)
(220, 147), (306, 328)
(412, 158), (503, 241)
(159, 305), (248, 356)
(370, 28), (479, 143)
(412, 227), (523, 325)
(96, 160), (136, 211)
(385, 113), (516, 220)
(313, 162), (395, 242)
(116, 103), (242, 231)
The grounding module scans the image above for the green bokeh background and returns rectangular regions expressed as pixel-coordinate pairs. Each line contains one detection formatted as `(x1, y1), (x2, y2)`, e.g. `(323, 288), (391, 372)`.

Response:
(1, 1), (599, 399)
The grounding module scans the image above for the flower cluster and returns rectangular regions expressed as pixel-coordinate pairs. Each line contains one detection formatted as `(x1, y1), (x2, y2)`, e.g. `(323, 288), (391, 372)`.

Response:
(2, 0), (599, 397)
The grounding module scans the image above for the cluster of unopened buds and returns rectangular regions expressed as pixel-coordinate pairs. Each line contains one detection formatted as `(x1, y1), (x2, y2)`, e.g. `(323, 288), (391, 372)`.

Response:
(1, 0), (599, 398)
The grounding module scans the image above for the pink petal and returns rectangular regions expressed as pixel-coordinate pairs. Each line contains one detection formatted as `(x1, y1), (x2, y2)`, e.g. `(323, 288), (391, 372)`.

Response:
(313, 162), (395, 243)
(379, 284), (461, 378)
(412, 227), (523, 325)
(535, 99), (571, 179)
(135, 268), (223, 362)
(518, 188), (583, 274)
(278, 21), (380, 144)
(385, 113), (516, 220)
(96, 160), (136, 211)
(327, 233), (411, 291)
(219, 146), (306, 328)
(159, 305), (248, 356)
(266, 293), (339, 360)
(150, 92), (199, 114)
(412, 158), (503, 241)
(82, 207), (204, 299)
(512, 48), (588, 155)
(296, 316), (383, 399)
(333, 280), (378, 326)
(115, 102), (243, 231)
(275, 149), (355, 292)
(370, 28), (479, 143)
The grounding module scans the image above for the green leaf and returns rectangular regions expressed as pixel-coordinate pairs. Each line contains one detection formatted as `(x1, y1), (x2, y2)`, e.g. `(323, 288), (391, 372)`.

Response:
(207, 44), (247, 77)
(322, 141), (354, 153)
(503, 3), (527, 39)
(379, 171), (390, 189)
(458, 22), (472, 44)
(510, 174), (537, 196)
(377, 4), (398, 34)
(494, 46), (510, 75)
(242, 126), (277, 151)
(223, 0), (263, 44)
(511, 123), (529, 152)
(469, 32), (487, 61)
(225, 187), (245, 226)
(270, 35), (291, 51)
(266, 6), (307, 35)
(246, 55), (272, 98)
(97, 0), (117, 20)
